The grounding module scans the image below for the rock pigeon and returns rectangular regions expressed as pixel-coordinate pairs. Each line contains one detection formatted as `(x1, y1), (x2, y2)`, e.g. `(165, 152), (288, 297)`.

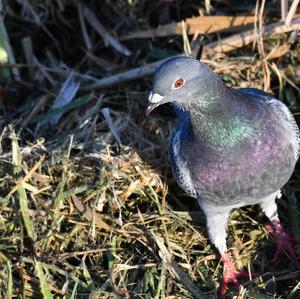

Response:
(145, 56), (300, 297)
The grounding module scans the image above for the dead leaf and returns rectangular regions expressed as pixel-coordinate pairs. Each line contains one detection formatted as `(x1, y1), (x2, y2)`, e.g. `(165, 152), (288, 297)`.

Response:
(71, 195), (111, 231)
(265, 44), (290, 60)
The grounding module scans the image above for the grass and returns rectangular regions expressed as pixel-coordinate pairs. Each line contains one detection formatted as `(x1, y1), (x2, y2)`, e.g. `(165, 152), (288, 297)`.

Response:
(0, 1), (300, 298)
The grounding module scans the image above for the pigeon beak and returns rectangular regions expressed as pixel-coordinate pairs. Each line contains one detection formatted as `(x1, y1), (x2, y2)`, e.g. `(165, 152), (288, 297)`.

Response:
(145, 92), (164, 116)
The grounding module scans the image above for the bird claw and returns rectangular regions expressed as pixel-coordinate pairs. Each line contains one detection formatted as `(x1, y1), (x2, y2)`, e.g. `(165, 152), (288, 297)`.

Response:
(266, 220), (300, 269)
(220, 252), (254, 298)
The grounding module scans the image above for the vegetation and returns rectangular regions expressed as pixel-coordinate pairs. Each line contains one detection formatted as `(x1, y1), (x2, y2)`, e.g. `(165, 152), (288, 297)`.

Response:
(0, 1), (300, 298)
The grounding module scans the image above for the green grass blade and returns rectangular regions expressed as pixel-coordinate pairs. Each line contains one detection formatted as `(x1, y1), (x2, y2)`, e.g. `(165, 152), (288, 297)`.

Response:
(18, 185), (36, 241)
(70, 279), (79, 299)
(0, 18), (10, 79)
(248, 292), (275, 299)
(0, 4), (20, 81)
(34, 260), (54, 299)
(0, 252), (13, 299)
(10, 130), (22, 174)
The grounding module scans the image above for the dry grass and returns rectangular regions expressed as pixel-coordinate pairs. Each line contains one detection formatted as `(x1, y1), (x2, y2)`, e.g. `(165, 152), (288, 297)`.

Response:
(0, 1), (300, 298)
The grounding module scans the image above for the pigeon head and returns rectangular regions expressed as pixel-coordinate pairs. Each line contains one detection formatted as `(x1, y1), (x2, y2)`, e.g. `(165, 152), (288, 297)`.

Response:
(146, 56), (223, 115)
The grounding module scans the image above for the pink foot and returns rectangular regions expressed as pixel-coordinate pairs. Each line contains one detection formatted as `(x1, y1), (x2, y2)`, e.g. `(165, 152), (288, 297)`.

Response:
(266, 220), (300, 269)
(220, 252), (252, 298)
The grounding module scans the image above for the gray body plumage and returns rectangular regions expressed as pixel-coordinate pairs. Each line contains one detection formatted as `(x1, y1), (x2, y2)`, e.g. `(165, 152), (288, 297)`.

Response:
(170, 87), (299, 208)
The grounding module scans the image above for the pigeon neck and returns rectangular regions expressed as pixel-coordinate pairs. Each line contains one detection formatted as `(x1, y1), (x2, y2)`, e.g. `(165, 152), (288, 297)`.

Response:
(183, 89), (256, 150)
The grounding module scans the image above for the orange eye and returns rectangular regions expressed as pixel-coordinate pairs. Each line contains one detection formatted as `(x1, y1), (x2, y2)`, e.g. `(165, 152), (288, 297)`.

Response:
(174, 78), (184, 88)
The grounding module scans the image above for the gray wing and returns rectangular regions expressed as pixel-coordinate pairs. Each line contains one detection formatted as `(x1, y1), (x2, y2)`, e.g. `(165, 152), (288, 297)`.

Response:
(239, 88), (300, 160)
(170, 105), (197, 198)
(238, 87), (273, 99)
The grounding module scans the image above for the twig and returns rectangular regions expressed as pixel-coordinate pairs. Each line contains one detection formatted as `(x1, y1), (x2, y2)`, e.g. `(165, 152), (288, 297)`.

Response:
(101, 107), (122, 146)
(82, 5), (131, 56)
(281, 0), (289, 20)
(33, 57), (56, 86)
(55, 248), (108, 259)
(77, 3), (92, 50)
(81, 58), (172, 91)
(182, 21), (191, 56)
(18, 0), (60, 52)
(202, 17), (300, 56)
(21, 37), (35, 78)
(285, 0), (300, 26)
(20, 95), (50, 129)
(258, 0), (270, 91)
(84, 50), (119, 71)
(122, 15), (256, 40)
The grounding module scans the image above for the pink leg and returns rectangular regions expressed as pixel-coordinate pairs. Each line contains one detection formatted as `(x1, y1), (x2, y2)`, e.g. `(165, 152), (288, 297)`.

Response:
(266, 219), (300, 269)
(220, 252), (251, 299)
